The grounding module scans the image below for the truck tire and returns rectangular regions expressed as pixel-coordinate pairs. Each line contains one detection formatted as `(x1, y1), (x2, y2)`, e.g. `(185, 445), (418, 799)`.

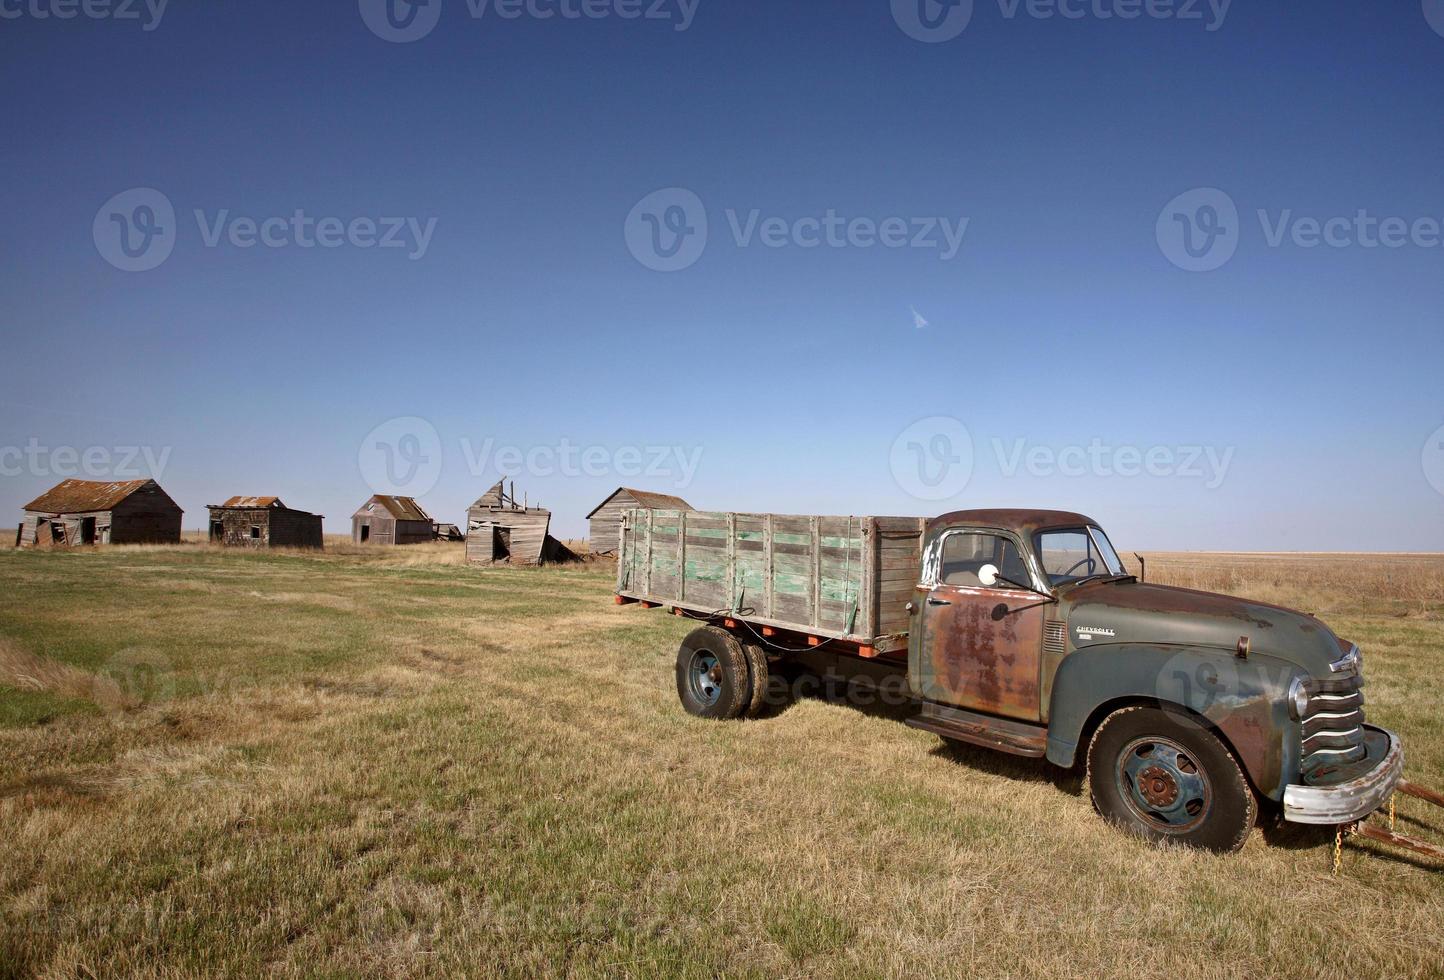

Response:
(741, 641), (770, 719)
(676, 627), (749, 720)
(1086, 706), (1256, 853)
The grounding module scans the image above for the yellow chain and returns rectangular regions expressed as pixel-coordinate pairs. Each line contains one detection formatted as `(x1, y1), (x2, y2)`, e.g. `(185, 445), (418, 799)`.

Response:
(1333, 826), (1344, 876)
(1389, 793), (1397, 832)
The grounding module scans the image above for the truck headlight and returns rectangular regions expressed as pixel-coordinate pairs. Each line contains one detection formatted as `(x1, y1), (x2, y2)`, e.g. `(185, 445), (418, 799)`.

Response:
(1288, 677), (1310, 721)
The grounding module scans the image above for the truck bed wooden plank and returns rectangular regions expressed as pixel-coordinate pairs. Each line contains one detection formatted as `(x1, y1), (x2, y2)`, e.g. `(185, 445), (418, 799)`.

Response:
(616, 508), (924, 645)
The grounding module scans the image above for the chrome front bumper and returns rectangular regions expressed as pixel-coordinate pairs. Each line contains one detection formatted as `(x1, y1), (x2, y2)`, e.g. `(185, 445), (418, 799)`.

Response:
(1283, 726), (1403, 825)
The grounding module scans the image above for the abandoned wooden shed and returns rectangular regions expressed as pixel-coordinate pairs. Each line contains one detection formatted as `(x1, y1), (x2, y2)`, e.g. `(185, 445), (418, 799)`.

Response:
(466, 481), (576, 566)
(18, 479), (183, 547)
(207, 497), (323, 549)
(586, 487), (694, 556)
(352, 495), (434, 545)
(433, 522), (464, 542)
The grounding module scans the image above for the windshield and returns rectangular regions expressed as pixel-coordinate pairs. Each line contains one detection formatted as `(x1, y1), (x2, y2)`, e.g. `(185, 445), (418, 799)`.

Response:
(1036, 526), (1126, 587)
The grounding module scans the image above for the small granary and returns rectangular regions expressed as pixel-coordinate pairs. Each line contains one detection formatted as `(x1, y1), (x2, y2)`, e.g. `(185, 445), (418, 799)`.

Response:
(586, 487), (694, 556)
(18, 479), (183, 547)
(207, 497), (323, 549)
(466, 481), (576, 566)
(352, 495), (434, 545)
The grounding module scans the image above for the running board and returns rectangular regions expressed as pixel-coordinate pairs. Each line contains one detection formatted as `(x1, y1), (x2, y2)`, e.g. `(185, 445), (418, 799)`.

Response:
(906, 702), (1048, 758)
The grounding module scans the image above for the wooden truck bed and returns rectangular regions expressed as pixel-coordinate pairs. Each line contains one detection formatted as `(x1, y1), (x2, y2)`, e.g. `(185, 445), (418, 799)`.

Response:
(615, 509), (926, 654)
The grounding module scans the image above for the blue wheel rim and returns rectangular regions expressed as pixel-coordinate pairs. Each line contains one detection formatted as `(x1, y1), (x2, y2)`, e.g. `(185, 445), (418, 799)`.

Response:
(687, 650), (722, 706)
(1115, 736), (1213, 834)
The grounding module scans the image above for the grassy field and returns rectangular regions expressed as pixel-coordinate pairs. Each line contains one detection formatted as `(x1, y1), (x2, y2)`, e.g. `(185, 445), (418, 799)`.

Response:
(1, 542), (1442, 978)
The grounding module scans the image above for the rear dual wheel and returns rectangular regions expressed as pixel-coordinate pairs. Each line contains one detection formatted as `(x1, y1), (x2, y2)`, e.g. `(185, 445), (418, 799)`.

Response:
(675, 626), (770, 720)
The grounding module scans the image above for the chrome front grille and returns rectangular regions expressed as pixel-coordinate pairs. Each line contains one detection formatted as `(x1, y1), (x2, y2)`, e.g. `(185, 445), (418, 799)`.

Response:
(1300, 674), (1366, 771)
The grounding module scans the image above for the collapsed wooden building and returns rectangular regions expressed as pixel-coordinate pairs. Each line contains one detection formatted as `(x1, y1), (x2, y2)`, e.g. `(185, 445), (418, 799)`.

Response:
(18, 479), (183, 547)
(586, 487), (694, 556)
(207, 496), (323, 549)
(466, 481), (576, 566)
(352, 495), (435, 545)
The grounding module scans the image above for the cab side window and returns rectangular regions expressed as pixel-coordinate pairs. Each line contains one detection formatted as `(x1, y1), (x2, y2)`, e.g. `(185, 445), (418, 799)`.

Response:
(939, 532), (1031, 589)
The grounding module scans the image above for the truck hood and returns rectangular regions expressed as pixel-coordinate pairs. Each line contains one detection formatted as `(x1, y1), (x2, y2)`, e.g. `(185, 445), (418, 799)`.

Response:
(1060, 579), (1348, 676)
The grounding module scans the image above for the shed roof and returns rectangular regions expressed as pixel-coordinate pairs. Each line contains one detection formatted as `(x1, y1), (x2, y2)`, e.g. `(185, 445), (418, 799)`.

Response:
(357, 495), (433, 522)
(586, 487), (694, 519)
(218, 496), (283, 509)
(23, 479), (158, 514)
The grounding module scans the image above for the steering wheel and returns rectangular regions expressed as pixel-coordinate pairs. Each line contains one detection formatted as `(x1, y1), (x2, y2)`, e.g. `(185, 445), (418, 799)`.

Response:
(1062, 556), (1096, 578)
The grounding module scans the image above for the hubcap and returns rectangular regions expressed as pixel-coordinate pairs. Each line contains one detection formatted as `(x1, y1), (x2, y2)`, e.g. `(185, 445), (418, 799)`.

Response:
(687, 651), (722, 706)
(1116, 737), (1212, 833)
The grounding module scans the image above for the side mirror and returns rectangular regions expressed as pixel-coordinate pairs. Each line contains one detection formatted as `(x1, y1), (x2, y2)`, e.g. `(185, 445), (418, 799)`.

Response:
(978, 563), (1000, 588)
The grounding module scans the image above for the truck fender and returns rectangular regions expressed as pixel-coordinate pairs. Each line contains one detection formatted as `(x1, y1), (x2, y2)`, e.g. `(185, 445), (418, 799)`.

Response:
(1045, 644), (1302, 801)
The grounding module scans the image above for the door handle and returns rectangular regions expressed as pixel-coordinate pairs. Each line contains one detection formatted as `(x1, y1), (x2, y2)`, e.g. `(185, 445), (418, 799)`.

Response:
(927, 597), (952, 607)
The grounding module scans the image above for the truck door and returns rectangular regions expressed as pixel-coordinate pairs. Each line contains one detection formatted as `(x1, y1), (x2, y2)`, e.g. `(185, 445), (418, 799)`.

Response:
(910, 528), (1047, 722)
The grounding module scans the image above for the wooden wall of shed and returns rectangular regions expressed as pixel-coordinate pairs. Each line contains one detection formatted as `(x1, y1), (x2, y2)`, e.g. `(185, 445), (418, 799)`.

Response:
(353, 515), (396, 545)
(110, 491), (182, 544)
(212, 508), (323, 549)
(19, 510), (113, 548)
(466, 508), (551, 566)
(587, 492), (637, 555)
(393, 520), (434, 545)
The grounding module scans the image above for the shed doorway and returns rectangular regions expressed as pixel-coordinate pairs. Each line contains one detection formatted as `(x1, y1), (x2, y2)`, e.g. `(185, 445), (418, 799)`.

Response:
(360, 524), (370, 543)
(491, 526), (512, 562)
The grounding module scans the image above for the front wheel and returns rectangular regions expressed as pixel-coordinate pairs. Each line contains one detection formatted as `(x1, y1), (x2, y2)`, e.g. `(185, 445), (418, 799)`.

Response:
(1087, 706), (1256, 853)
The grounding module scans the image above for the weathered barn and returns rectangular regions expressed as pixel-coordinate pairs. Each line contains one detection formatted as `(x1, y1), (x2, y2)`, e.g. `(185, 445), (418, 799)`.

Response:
(466, 481), (576, 566)
(207, 497), (323, 549)
(19, 479), (183, 547)
(352, 495), (434, 545)
(586, 488), (693, 556)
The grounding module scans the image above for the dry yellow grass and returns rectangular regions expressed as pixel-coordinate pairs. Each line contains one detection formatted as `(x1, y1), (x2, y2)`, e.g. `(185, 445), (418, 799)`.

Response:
(0, 546), (1441, 978)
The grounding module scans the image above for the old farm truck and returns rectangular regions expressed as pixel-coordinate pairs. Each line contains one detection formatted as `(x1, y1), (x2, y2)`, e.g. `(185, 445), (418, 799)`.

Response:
(614, 508), (1442, 856)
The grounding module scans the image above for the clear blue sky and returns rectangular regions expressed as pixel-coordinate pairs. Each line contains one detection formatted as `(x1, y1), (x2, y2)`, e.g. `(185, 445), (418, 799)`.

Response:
(2, 0), (1442, 550)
